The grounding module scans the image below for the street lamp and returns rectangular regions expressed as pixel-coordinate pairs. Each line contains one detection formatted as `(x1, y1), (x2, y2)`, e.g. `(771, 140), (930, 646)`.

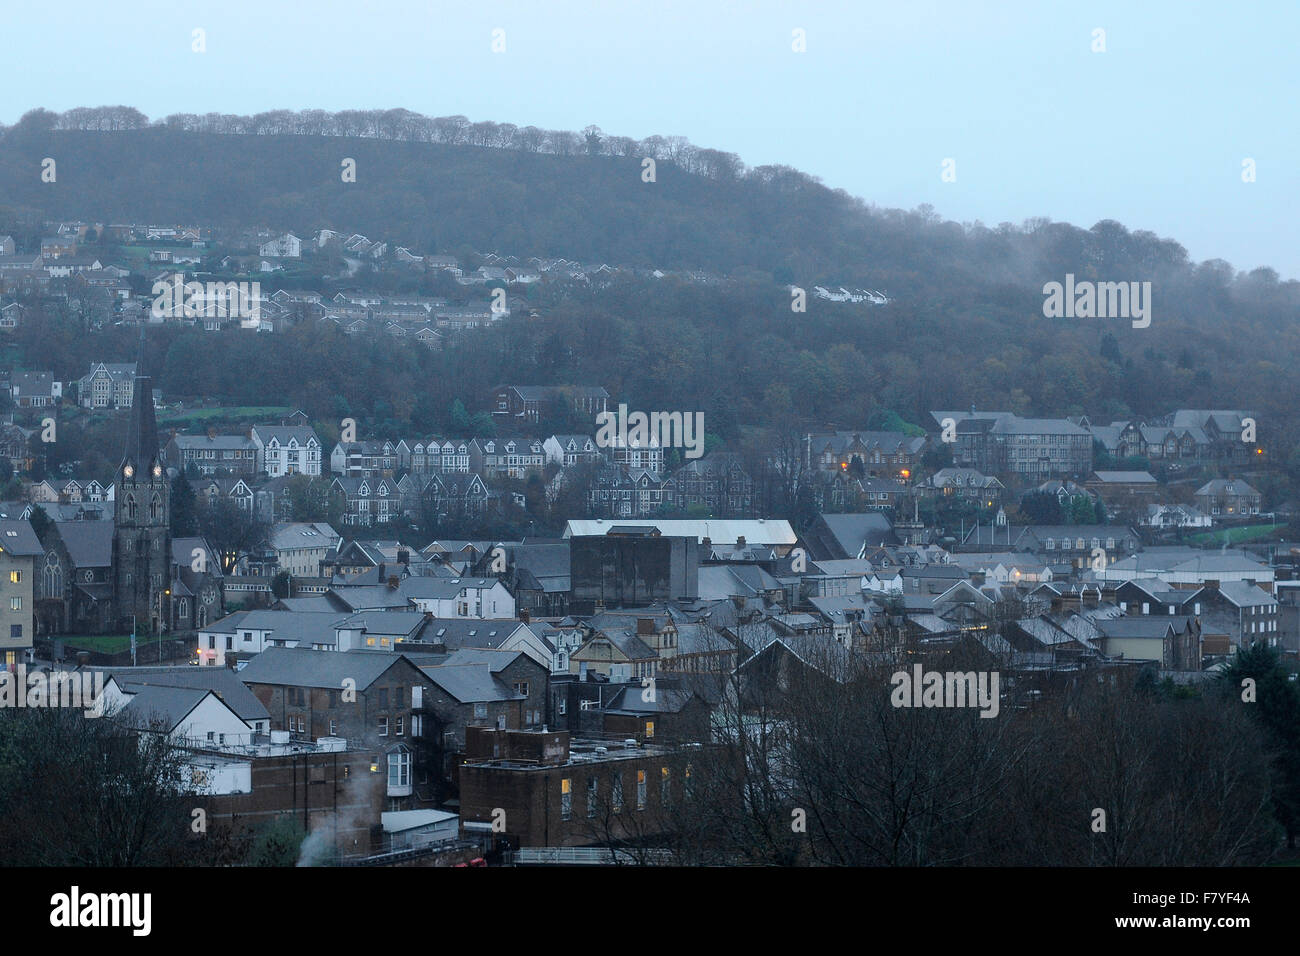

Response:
(159, 588), (170, 663)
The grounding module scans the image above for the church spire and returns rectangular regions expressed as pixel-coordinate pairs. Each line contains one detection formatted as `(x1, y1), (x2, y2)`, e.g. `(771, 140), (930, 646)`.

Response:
(121, 321), (158, 473)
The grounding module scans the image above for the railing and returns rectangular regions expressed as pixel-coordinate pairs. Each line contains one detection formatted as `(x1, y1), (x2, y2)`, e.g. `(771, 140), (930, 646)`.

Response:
(508, 846), (674, 866)
(342, 839), (478, 867)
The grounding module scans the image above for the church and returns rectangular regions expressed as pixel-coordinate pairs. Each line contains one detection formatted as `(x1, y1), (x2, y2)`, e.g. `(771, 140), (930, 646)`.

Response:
(33, 349), (224, 638)
(111, 364), (172, 633)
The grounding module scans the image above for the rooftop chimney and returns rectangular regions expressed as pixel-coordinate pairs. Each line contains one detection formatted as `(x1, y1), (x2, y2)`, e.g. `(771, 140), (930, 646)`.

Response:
(736, 535), (746, 548)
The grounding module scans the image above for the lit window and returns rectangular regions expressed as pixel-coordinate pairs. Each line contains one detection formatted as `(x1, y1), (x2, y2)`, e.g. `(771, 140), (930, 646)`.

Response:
(561, 778), (572, 820)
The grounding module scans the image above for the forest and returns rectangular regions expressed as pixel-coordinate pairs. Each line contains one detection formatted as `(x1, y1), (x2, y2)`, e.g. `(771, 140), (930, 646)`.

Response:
(1, 106), (1297, 500)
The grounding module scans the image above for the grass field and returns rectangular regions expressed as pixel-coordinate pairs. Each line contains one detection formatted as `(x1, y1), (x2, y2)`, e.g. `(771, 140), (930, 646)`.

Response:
(56, 634), (134, 653)
(1187, 523), (1284, 546)
(157, 405), (293, 425)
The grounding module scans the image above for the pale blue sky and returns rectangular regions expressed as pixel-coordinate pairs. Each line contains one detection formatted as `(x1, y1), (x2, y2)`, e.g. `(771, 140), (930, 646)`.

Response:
(4, 0), (1295, 276)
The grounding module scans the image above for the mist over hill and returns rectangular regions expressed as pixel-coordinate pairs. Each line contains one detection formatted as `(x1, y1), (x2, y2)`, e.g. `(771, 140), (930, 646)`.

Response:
(2, 106), (1299, 484)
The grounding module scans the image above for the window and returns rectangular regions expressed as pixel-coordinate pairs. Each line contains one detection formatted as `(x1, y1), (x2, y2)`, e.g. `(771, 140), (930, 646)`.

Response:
(9, 597), (19, 611)
(388, 750), (410, 789)
(662, 767), (670, 802)
(8, 571), (19, 583)
(208, 636), (216, 649)
(637, 770), (647, 809)
(612, 774), (623, 812)
(378, 688), (389, 708)
(474, 702), (487, 719)
(395, 687), (404, 707)
(396, 717), (404, 736)
(9, 625), (20, 640)
(378, 717), (388, 736)
(645, 720), (655, 738)
(560, 778), (572, 820)
(329, 719), (336, 735)
(513, 681), (529, 697)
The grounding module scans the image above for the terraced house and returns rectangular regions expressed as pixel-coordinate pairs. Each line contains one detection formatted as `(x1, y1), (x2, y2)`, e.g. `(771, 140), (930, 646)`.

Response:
(931, 410), (1092, 480)
(1086, 409), (1257, 467)
(166, 433), (259, 476)
(806, 429), (926, 479)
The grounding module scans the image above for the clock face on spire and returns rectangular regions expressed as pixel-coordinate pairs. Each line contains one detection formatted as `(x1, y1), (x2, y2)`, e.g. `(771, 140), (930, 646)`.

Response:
(123, 464), (134, 478)
(152, 464), (163, 478)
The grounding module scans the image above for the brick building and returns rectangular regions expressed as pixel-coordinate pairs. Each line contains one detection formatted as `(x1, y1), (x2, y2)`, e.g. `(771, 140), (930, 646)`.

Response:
(458, 728), (693, 849)
(237, 647), (440, 810)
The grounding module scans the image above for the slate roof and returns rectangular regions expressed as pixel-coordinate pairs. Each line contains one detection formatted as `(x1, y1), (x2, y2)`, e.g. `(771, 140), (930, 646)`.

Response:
(0, 519), (43, 556)
(270, 522), (339, 551)
(238, 646), (408, 689)
(200, 610), (344, 646)
(438, 647), (526, 672)
(101, 666), (269, 722)
(419, 663), (522, 703)
(811, 512), (897, 558)
(604, 686), (698, 714)
(421, 619), (529, 650)
(118, 686), (214, 732)
(56, 520), (115, 567)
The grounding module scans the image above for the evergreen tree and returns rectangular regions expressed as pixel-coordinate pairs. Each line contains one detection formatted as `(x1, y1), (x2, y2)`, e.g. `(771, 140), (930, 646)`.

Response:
(170, 474), (199, 537)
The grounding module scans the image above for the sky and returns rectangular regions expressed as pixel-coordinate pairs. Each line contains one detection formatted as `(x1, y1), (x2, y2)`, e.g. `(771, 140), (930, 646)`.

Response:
(2, 0), (1296, 277)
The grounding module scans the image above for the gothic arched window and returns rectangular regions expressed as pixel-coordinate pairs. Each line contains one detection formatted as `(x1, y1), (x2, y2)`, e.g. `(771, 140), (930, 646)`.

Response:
(41, 552), (63, 600)
(125, 494), (137, 520)
(150, 494), (162, 522)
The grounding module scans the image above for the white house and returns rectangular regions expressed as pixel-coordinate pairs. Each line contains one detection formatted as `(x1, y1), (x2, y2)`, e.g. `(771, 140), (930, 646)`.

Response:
(95, 679), (258, 746)
(258, 233), (302, 258)
(1143, 503), (1213, 529)
(269, 522), (340, 577)
(197, 610), (342, 667)
(251, 424), (322, 477)
(400, 577), (517, 619)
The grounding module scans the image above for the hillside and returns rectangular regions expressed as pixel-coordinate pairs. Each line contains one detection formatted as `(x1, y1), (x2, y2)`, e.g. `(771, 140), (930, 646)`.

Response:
(1, 107), (1299, 490)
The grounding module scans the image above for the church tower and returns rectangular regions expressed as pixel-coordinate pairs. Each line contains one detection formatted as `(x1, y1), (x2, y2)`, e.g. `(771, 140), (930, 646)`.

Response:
(113, 329), (170, 634)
